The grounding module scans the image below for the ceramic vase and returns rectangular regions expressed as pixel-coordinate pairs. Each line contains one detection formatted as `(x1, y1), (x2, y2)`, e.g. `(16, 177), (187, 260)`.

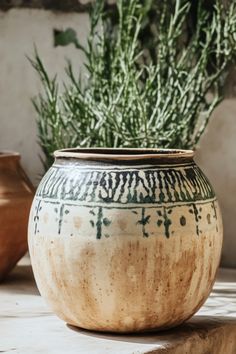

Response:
(0, 152), (34, 280)
(28, 148), (223, 332)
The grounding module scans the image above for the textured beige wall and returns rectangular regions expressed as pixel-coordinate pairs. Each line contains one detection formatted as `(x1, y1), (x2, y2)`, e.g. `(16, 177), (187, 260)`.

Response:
(196, 100), (236, 268)
(0, 9), (235, 267)
(0, 9), (88, 184)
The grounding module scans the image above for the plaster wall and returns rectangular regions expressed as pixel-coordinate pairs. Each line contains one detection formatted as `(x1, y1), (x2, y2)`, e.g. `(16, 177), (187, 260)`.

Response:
(0, 9), (235, 267)
(196, 100), (236, 268)
(0, 9), (88, 184)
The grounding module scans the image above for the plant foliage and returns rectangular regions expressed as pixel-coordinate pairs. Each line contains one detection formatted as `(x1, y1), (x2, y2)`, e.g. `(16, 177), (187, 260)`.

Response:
(30, 0), (236, 168)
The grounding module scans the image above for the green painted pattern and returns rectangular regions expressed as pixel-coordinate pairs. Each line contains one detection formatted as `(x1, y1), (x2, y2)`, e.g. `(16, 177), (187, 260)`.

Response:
(36, 163), (215, 205)
(32, 162), (218, 239)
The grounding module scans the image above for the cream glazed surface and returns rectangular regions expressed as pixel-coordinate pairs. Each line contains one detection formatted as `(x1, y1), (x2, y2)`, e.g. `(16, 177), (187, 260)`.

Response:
(28, 148), (223, 332)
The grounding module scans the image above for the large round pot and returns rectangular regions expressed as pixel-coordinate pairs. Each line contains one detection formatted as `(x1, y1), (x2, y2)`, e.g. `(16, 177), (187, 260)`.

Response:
(28, 148), (223, 332)
(0, 151), (34, 280)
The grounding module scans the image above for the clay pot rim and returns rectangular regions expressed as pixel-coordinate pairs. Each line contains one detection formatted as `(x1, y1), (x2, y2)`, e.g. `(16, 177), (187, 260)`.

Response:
(0, 151), (20, 160)
(54, 148), (194, 162)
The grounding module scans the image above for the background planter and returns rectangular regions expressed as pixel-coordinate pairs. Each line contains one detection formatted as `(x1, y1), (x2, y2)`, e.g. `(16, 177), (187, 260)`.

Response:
(0, 152), (34, 281)
(28, 148), (223, 333)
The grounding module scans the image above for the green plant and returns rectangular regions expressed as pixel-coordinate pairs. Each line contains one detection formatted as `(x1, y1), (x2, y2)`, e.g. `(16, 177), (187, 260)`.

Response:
(31, 0), (236, 169)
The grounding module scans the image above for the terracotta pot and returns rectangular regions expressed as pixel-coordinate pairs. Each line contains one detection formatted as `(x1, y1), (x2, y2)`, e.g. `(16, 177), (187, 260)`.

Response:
(28, 148), (223, 333)
(0, 151), (34, 281)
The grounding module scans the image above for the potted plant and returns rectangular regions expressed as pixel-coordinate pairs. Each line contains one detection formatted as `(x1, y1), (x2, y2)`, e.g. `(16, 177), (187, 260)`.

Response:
(30, 0), (236, 169)
(28, 0), (235, 332)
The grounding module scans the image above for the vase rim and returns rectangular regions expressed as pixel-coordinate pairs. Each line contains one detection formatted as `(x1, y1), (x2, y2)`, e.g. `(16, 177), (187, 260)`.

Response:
(54, 148), (194, 162)
(0, 151), (20, 159)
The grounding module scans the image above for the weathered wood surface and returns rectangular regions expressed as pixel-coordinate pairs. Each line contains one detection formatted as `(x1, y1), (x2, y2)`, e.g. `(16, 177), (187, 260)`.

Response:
(1, 260), (236, 354)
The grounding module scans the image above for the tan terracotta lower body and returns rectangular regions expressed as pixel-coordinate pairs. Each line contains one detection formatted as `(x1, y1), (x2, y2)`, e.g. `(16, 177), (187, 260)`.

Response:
(29, 209), (222, 332)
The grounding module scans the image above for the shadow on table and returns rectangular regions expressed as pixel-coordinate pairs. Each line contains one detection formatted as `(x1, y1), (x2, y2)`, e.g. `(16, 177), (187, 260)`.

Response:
(0, 265), (39, 295)
(67, 316), (236, 345)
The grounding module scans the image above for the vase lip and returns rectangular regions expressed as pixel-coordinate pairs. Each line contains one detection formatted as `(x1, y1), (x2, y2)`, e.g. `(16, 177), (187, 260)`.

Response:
(54, 148), (194, 162)
(0, 151), (20, 160)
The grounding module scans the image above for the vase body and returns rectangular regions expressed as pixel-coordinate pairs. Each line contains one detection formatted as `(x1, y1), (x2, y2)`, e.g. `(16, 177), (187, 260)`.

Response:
(0, 152), (34, 280)
(28, 148), (223, 332)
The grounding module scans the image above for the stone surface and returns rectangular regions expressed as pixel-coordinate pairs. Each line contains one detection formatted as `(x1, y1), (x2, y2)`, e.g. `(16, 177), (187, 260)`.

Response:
(1, 259), (236, 353)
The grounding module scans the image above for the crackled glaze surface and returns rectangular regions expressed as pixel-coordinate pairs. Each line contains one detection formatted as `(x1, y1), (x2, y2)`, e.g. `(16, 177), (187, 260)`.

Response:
(28, 149), (223, 332)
